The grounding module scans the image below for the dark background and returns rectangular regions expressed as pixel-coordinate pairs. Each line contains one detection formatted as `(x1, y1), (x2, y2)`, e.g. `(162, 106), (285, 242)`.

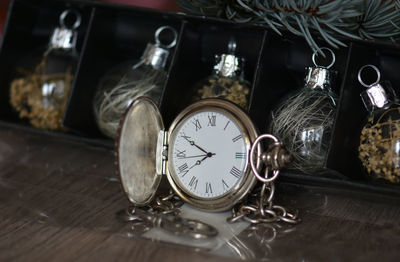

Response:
(0, 0), (180, 36)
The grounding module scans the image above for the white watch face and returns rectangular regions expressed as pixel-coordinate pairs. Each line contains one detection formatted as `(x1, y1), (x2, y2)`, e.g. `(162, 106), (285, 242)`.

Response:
(169, 109), (248, 199)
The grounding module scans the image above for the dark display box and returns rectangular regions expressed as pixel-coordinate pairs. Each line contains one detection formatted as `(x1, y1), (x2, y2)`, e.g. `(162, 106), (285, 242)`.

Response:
(2, 0), (400, 196)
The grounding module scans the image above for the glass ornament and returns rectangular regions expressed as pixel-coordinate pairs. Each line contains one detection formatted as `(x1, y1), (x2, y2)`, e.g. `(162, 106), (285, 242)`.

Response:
(270, 48), (338, 172)
(358, 65), (400, 184)
(93, 26), (178, 139)
(9, 9), (81, 130)
(193, 39), (250, 110)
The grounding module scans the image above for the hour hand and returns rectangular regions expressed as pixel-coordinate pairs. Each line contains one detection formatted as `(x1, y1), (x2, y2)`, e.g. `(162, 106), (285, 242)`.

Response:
(188, 155), (210, 170)
(191, 153), (215, 167)
(187, 160), (202, 171)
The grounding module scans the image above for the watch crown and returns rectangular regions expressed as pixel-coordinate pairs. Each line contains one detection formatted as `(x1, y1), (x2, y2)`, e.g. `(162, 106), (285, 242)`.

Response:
(261, 143), (292, 170)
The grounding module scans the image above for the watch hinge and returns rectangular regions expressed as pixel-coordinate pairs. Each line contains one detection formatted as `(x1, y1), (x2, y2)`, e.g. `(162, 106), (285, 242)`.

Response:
(156, 130), (168, 176)
(161, 130), (168, 176)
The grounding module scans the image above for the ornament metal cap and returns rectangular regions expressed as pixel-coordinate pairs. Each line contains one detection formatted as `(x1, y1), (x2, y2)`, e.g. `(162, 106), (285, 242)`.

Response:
(48, 9), (81, 53)
(305, 47), (335, 91)
(142, 43), (170, 70)
(304, 67), (333, 91)
(213, 54), (244, 77)
(358, 64), (396, 112)
(142, 26), (178, 70)
(213, 38), (244, 78)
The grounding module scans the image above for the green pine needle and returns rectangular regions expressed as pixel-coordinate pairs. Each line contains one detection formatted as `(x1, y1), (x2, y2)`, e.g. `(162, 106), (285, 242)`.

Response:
(178, 0), (400, 51)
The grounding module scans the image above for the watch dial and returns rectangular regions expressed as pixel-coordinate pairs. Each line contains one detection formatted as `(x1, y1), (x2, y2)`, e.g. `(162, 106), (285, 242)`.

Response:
(169, 110), (248, 199)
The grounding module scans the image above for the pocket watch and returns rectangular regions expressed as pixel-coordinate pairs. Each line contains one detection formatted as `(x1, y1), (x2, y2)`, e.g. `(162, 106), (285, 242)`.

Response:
(116, 97), (261, 212)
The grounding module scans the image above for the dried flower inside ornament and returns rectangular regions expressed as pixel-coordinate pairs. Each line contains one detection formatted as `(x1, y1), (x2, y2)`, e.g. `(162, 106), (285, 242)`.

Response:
(358, 65), (400, 184)
(10, 58), (73, 130)
(359, 109), (400, 183)
(194, 38), (251, 110)
(198, 77), (249, 109)
(9, 9), (81, 130)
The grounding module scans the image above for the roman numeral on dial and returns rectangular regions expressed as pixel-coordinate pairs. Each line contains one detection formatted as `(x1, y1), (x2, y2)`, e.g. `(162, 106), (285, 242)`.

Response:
(176, 150), (186, 158)
(230, 166), (242, 179)
(235, 152), (245, 159)
(188, 176), (198, 190)
(208, 115), (216, 126)
(192, 119), (202, 131)
(232, 134), (242, 142)
(181, 133), (190, 140)
(178, 163), (189, 177)
(205, 182), (212, 194)
(223, 121), (230, 131)
(222, 179), (229, 191)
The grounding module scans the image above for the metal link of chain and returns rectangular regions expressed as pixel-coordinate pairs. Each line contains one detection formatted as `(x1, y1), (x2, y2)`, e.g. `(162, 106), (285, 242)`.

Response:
(117, 190), (183, 224)
(150, 190), (184, 215)
(228, 134), (301, 225)
(117, 190), (218, 239)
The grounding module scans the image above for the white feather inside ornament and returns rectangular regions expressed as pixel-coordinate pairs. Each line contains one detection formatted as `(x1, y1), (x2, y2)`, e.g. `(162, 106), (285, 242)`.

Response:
(270, 48), (338, 173)
(92, 26), (178, 139)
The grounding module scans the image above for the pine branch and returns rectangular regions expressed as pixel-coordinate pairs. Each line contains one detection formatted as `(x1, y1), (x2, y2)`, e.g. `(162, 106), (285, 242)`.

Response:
(177, 0), (400, 51)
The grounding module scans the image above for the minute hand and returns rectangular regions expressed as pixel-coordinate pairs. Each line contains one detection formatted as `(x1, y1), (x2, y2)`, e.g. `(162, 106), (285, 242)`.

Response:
(192, 143), (208, 154)
(183, 137), (208, 154)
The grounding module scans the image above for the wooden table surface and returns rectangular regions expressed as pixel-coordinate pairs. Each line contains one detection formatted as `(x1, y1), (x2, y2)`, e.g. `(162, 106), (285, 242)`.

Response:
(1, 125), (400, 262)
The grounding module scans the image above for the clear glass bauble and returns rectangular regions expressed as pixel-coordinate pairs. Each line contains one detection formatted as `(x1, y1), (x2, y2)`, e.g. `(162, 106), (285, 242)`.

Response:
(270, 88), (337, 172)
(9, 9), (81, 131)
(9, 50), (77, 130)
(359, 107), (400, 184)
(93, 61), (166, 139)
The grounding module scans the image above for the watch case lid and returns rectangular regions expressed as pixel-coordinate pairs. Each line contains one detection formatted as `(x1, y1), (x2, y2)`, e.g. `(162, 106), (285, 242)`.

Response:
(116, 96), (165, 206)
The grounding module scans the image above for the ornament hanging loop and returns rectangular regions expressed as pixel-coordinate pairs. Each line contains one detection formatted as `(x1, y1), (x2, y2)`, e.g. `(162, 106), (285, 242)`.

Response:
(227, 37), (237, 53)
(59, 9), (81, 29)
(155, 26), (178, 49)
(250, 134), (292, 183)
(312, 47), (335, 69)
(358, 64), (381, 88)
